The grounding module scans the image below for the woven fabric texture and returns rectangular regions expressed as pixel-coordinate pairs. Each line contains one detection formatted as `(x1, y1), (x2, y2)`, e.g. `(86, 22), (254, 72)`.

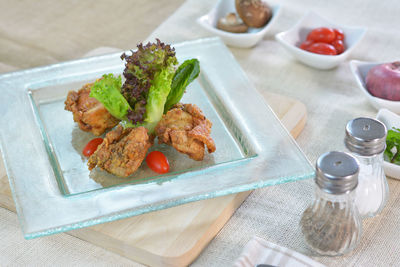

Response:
(1, 0), (400, 266)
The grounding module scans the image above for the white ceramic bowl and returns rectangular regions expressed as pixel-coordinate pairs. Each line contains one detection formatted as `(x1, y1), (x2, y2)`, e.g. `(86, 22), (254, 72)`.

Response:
(350, 60), (400, 113)
(376, 108), (400, 180)
(275, 11), (366, 69)
(197, 0), (281, 48)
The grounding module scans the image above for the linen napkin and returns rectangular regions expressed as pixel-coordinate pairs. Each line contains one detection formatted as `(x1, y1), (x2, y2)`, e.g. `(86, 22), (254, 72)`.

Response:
(234, 236), (325, 267)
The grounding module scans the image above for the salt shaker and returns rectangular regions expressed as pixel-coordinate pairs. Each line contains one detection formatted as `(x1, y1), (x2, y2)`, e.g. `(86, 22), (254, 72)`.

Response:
(345, 117), (389, 218)
(300, 151), (362, 256)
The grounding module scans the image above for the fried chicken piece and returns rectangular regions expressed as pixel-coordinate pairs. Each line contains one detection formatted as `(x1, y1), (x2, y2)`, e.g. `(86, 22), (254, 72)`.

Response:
(88, 125), (152, 177)
(65, 82), (119, 136)
(155, 103), (216, 161)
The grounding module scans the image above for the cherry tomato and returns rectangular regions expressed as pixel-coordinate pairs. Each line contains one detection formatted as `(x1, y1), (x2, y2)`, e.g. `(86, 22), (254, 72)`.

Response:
(299, 40), (314, 50)
(146, 151), (169, 174)
(333, 28), (345, 41)
(306, 43), (337, 55)
(82, 138), (103, 157)
(331, 39), (345, 54)
(306, 27), (336, 43)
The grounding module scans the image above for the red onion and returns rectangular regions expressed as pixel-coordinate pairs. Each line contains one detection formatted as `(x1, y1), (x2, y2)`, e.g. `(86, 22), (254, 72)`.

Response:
(366, 62), (400, 101)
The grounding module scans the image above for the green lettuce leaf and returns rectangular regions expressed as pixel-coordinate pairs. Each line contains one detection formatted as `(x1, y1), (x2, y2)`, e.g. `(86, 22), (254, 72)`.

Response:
(164, 58), (200, 113)
(89, 74), (131, 120)
(385, 127), (400, 164)
(143, 66), (176, 133)
(121, 39), (178, 125)
(90, 41), (201, 135)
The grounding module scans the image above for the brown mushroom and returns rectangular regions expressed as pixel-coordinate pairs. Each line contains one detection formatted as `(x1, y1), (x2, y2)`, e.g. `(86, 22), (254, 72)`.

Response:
(235, 0), (272, 28)
(217, 12), (249, 33)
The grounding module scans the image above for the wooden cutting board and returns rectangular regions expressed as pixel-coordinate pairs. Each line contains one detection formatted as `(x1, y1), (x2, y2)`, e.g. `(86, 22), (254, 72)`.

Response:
(0, 92), (307, 267)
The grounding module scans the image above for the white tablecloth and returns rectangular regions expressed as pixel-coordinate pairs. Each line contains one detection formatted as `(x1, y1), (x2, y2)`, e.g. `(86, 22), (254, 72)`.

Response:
(1, 0), (400, 266)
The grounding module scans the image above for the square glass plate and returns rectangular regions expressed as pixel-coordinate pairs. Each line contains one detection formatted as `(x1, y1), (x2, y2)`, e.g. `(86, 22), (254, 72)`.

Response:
(0, 37), (314, 239)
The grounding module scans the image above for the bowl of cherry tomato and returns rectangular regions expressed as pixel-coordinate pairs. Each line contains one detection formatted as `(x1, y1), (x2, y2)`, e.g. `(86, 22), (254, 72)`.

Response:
(275, 11), (366, 69)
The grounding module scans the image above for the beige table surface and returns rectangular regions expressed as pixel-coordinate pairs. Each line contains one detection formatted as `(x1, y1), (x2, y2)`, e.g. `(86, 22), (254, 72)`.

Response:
(1, 0), (400, 266)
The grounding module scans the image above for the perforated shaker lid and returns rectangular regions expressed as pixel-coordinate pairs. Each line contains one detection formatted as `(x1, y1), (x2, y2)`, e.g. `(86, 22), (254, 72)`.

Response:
(345, 117), (387, 156)
(316, 151), (359, 194)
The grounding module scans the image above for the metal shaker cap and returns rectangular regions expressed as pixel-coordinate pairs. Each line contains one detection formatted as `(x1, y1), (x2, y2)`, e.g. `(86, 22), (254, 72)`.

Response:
(345, 117), (386, 156)
(316, 151), (359, 194)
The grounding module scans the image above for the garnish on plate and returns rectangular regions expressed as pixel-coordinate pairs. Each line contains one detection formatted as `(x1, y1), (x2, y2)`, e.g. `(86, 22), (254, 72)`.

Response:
(384, 127), (400, 164)
(65, 39), (215, 177)
(146, 151), (170, 174)
(82, 138), (103, 157)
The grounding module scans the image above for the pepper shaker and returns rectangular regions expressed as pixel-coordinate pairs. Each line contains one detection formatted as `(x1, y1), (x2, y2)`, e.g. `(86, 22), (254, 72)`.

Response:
(300, 151), (362, 256)
(345, 117), (389, 218)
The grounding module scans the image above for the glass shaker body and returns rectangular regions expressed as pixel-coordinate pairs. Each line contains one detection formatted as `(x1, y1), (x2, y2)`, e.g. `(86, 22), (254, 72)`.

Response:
(345, 117), (388, 218)
(300, 187), (362, 256)
(300, 151), (362, 256)
(351, 152), (388, 218)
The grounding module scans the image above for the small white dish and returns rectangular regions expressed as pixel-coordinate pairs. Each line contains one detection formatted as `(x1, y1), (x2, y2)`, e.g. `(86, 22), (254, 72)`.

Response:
(197, 0), (281, 48)
(350, 60), (400, 113)
(376, 108), (400, 180)
(275, 11), (366, 69)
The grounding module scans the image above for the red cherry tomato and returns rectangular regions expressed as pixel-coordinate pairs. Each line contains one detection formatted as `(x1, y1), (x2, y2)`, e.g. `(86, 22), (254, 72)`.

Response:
(299, 40), (314, 50)
(333, 28), (345, 41)
(146, 151), (170, 174)
(82, 138), (103, 157)
(331, 39), (345, 54)
(306, 43), (337, 55)
(306, 27), (336, 43)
